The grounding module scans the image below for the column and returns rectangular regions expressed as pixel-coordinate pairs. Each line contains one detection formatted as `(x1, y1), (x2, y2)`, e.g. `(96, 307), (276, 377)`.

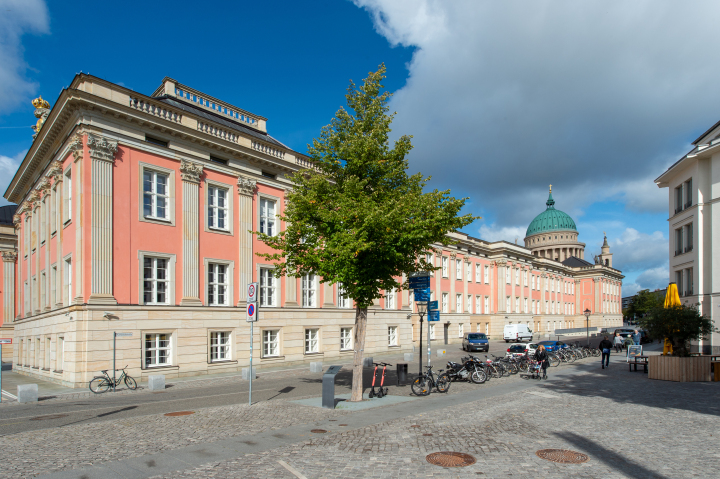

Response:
(463, 260), (469, 312)
(32, 197), (40, 313)
(43, 183), (52, 311)
(2, 251), (17, 323)
(237, 175), (257, 306)
(496, 260), (506, 312)
(87, 134), (118, 305)
(519, 265), (525, 313)
(50, 161), (64, 308)
(180, 159), (204, 306)
(541, 273), (547, 314)
(449, 254), (456, 312)
(70, 135), (84, 305)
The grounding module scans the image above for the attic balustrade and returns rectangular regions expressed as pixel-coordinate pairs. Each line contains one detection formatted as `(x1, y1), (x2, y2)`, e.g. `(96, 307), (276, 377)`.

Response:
(251, 141), (284, 159)
(197, 121), (239, 143)
(129, 98), (182, 123)
(175, 88), (259, 128)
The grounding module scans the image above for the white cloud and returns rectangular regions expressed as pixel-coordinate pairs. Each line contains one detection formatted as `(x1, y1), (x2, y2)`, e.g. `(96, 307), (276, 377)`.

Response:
(610, 228), (667, 273)
(0, 0), (50, 114)
(0, 151), (24, 205)
(477, 223), (526, 243)
(354, 0), (720, 225)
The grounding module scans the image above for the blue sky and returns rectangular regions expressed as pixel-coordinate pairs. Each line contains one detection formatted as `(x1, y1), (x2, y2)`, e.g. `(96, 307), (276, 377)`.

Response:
(4, 0), (718, 297)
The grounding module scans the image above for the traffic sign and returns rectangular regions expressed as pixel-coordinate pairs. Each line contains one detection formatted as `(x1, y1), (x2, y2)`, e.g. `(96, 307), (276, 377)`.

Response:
(428, 310), (440, 322)
(247, 282), (258, 303)
(0, 339), (11, 344)
(408, 273), (430, 290)
(428, 300), (438, 311)
(413, 288), (430, 302)
(247, 302), (258, 322)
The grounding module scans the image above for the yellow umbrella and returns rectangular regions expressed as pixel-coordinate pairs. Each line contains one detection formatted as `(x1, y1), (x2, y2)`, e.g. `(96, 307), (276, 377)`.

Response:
(662, 283), (680, 354)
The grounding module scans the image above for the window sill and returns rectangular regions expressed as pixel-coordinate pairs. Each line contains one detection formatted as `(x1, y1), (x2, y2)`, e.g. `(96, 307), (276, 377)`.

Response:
(207, 226), (232, 235)
(53, 370), (63, 374)
(142, 364), (179, 371)
(261, 355), (285, 361)
(63, 219), (72, 229)
(339, 349), (353, 353)
(304, 351), (323, 357)
(143, 216), (173, 225)
(208, 360), (237, 366)
(388, 345), (400, 348)
(51, 231), (57, 238)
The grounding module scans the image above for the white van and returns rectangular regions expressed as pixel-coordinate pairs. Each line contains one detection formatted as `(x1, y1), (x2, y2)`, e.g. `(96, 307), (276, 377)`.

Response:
(504, 324), (533, 343)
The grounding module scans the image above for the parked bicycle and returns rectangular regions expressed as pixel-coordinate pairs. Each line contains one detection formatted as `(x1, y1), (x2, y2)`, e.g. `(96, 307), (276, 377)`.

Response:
(411, 365), (450, 396)
(89, 366), (138, 393)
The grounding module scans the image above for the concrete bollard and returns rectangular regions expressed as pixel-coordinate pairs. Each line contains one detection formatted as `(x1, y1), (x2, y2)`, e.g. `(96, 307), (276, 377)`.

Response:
(363, 357), (374, 367)
(404, 353), (414, 362)
(242, 367), (256, 380)
(17, 384), (38, 403)
(310, 361), (323, 373)
(148, 374), (165, 391)
(436, 349), (446, 357)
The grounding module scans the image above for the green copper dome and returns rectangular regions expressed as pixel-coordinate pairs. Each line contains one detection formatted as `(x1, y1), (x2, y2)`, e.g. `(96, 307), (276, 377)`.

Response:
(525, 190), (577, 237)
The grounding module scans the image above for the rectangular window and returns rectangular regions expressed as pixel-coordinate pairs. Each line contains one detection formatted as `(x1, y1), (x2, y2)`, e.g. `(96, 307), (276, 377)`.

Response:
(675, 185), (683, 214)
(524, 298), (528, 314)
(338, 283), (351, 308)
(484, 296), (489, 314)
(259, 268), (276, 307)
(467, 294), (472, 314)
(261, 170), (276, 179)
(675, 228), (683, 255)
(210, 331), (231, 361)
(207, 263), (228, 306)
(302, 274), (316, 307)
(545, 301), (549, 314)
(64, 169), (72, 222)
(340, 327), (352, 350)
(65, 258), (72, 305)
(685, 179), (692, 208)
(506, 296), (511, 312)
(506, 266), (511, 284)
(260, 198), (276, 236)
(515, 297), (520, 313)
(388, 326), (398, 346)
(442, 257), (448, 277)
(484, 265), (489, 283)
(685, 223), (693, 252)
(456, 259), (462, 280)
(466, 262), (471, 281)
(685, 268), (693, 296)
(485, 323), (489, 335)
(143, 170), (169, 220)
(143, 257), (169, 305)
(475, 264), (481, 282)
(145, 333), (171, 367)
(210, 156), (228, 165)
(476, 295), (481, 314)
(263, 330), (279, 357)
(386, 288), (395, 309)
(458, 323), (464, 338)
(523, 271), (528, 286)
(442, 292), (448, 313)
(429, 324), (436, 340)
(456, 293), (462, 313)
(515, 269), (520, 285)
(305, 328), (319, 353)
(532, 275), (536, 290)
(208, 186), (228, 230)
(145, 135), (168, 148)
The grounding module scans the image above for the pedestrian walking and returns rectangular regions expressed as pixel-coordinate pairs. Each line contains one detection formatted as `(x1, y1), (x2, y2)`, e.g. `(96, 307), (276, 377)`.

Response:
(632, 329), (641, 346)
(599, 335), (613, 369)
(613, 332), (623, 353)
(535, 345), (549, 379)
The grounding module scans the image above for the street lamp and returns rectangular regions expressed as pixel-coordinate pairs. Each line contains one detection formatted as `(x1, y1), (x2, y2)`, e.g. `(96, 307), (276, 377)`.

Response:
(584, 308), (591, 347)
(415, 301), (428, 376)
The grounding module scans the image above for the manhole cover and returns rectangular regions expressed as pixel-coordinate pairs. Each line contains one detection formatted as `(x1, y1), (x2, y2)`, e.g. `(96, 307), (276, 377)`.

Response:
(426, 452), (476, 468)
(164, 411), (195, 417)
(311, 429), (327, 433)
(30, 414), (68, 421)
(536, 449), (589, 464)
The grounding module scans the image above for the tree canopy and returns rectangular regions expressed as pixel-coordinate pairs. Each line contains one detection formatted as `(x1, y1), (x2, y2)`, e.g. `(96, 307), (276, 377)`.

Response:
(626, 289), (664, 319)
(639, 305), (715, 356)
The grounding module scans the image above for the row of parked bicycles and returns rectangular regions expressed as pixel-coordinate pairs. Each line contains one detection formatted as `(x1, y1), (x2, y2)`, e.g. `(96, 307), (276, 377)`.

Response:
(410, 345), (600, 395)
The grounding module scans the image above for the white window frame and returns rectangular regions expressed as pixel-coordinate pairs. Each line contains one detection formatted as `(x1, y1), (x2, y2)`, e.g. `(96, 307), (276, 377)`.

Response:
(302, 274), (317, 308)
(139, 163), (176, 226)
(506, 266), (511, 284)
(442, 292), (449, 313)
(258, 195), (278, 237)
(524, 298), (528, 314)
(429, 324), (436, 340)
(340, 327), (353, 350)
(458, 323), (464, 338)
(337, 283), (351, 309)
(506, 296), (511, 312)
(484, 296), (489, 314)
(388, 326), (398, 346)
(63, 166), (72, 224)
(206, 259), (234, 307)
(456, 259), (462, 280)
(305, 328), (320, 354)
(442, 257), (448, 277)
(515, 297), (520, 313)
(456, 293), (462, 313)
(142, 168), (171, 221)
(138, 251), (176, 306)
(466, 262), (471, 281)
(515, 269), (520, 285)
(484, 265), (489, 283)
(205, 179), (233, 234)
(476, 295), (481, 314)
(467, 294), (472, 314)
(475, 263), (481, 283)
(386, 288), (395, 310)
(532, 275), (536, 290)
(258, 265), (277, 307)
(209, 330), (232, 362)
(143, 331), (174, 368)
(262, 329), (280, 357)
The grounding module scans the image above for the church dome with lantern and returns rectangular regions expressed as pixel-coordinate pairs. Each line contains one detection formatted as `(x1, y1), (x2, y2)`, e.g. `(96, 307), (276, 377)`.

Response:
(524, 186), (585, 262)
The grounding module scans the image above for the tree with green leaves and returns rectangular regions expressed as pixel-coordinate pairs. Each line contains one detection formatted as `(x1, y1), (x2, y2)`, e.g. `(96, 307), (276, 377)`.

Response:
(254, 65), (476, 401)
(639, 306), (715, 356)
(627, 289), (664, 319)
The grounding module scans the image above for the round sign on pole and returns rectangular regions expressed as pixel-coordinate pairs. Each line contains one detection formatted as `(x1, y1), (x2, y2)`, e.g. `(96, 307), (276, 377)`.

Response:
(247, 302), (258, 322)
(247, 282), (258, 303)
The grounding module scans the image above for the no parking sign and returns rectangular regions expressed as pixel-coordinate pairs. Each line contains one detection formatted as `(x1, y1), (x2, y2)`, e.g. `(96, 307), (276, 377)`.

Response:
(247, 302), (258, 322)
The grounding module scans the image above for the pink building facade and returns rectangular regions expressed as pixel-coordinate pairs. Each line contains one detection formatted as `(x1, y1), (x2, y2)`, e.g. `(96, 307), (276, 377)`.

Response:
(3, 75), (623, 387)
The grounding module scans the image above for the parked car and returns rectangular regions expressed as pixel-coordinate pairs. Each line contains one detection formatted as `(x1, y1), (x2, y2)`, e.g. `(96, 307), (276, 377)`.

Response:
(536, 340), (567, 352)
(614, 328), (652, 344)
(505, 342), (538, 358)
(462, 333), (489, 352)
(503, 324), (533, 343)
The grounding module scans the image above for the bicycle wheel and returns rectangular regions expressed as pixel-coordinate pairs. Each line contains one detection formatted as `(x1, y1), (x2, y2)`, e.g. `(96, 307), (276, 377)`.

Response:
(89, 377), (111, 394)
(436, 373), (451, 393)
(549, 355), (560, 367)
(470, 368), (487, 384)
(411, 377), (431, 396)
(124, 376), (138, 390)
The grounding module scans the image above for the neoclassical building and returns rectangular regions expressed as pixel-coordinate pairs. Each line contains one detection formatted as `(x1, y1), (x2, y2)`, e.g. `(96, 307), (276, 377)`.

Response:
(2, 74), (624, 387)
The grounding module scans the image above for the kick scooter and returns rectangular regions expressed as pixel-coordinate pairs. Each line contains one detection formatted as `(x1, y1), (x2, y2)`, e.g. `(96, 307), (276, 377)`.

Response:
(369, 362), (392, 398)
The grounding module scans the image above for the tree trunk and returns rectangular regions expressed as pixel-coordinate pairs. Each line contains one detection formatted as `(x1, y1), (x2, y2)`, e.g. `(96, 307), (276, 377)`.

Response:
(350, 306), (368, 402)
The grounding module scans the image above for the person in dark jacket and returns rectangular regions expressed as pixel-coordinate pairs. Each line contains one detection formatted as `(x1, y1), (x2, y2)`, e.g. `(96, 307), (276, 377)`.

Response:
(599, 336), (614, 369)
(535, 345), (549, 379)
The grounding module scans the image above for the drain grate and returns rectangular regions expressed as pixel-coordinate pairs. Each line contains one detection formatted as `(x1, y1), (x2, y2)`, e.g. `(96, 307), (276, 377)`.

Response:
(426, 452), (476, 468)
(30, 414), (68, 421)
(311, 429), (327, 433)
(164, 411), (195, 417)
(536, 449), (589, 464)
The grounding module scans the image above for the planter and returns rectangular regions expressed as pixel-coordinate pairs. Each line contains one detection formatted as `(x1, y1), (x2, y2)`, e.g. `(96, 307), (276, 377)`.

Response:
(648, 355), (711, 382)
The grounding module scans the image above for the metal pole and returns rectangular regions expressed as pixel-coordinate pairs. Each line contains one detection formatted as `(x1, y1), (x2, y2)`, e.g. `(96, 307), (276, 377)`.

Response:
(427, 318), (432, 368)
(113, 332), (116, 392)
(586, 317), (589, 347)
(249, 321), (253, 405)
(418, 314), (423, 376)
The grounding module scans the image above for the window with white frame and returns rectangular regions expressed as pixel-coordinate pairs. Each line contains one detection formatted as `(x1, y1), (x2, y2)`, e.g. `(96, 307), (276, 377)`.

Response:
(143, 257), (169, 305)
(442, 257), (448, 277)
(143, 170), (169, 220)
(455, 259), (462, 280)
(545, 301), (549, 314)
(523, 270), (528, 286)
(263, 330), (279, 357)
(564, 282), (567, 294)
(145, 333), (171, 367)
(476, 295), (482, 314)
(259, 267), (276, 307)
(207, 263), (228, 306)
(484, 265), (489, 283)
(515, 297), (519, 313)
(64, 168), (72, 222)
(515, 269), (519, 285)
(340, 327), (352, 350)
(210, 331), (231, 361)
(305, 328), (319, 353)
(388, 326), (397, 346)
(456, 293), (462, 313)
(302, 274), (316, 307)
(532, 275), (536, 290)
(386, 288), (395, 309)
(338, 283), (351, 308)
(506, 296), (511, 311)
(467, 294), (472, 314)
(458, 323), (464, 338)
(475, 263), (481, 282)
(466, 262), (471, 281)
(426, 254), (433, 275)
(429, 323), (436, 340)
(506, 266), (511, 284)
(208, 185), (229, 230)
(524, 298), (528, 314)
(442, 292), (448, 313)
(484, 296), (489, 313)
(259, 198), (276, 236)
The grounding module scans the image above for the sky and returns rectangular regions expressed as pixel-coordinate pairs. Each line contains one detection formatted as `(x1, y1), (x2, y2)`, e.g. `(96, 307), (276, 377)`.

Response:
(2, 0), (717, 297)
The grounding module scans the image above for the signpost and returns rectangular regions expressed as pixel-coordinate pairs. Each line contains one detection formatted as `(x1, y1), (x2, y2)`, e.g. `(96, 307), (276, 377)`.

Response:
(0, 338), (11, 402)
(427, 302), (439, 368)
(409, 273), (432, 376)
(247, 282), (258, 405)
(112, 332), (132, 392)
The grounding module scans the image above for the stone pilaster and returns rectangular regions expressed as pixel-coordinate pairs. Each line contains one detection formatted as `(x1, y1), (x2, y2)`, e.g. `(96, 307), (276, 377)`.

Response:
(179, 160), (204, 305)
(323, 281), (335, 307)
(236, 175), (257, 306)
(2, 251), (17, 323)
(519, 265), (525, 313)
(86, 134), (119, 305)
(450, 253), (456, 312)
(496, 260), (506, 313)
(51, 167), (64, 308)
(463, 260), (469, 312)
(541, 273), (548, 314)
(401, 273), (409, 310)
(70, 135), (84, 305)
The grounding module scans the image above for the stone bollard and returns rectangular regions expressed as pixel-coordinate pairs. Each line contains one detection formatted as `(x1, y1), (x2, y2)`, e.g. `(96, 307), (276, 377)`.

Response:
(436, 349), (446, 357)
(404, 353), (414, 362)
(363, 357), (374, 367)
(148, 374), (165, 391)
(242, 367), (256, 380)
(310, 361), (323, 373)
(17, 384), (38, 403)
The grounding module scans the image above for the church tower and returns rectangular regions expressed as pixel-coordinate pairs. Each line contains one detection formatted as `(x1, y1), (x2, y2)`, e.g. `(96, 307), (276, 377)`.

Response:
(597, 233), (613, 267)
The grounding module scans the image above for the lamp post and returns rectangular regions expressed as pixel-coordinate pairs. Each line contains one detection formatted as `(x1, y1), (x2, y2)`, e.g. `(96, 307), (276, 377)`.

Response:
(416, 301), (428, 376)
(584, 308), (591, 347)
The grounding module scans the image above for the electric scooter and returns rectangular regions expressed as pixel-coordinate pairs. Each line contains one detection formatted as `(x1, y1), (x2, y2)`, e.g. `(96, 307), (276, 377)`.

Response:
(369, 362), (392, 398)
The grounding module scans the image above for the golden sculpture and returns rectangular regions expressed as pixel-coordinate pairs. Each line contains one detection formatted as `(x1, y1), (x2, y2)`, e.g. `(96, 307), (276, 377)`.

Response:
(31, 95), (51, 139)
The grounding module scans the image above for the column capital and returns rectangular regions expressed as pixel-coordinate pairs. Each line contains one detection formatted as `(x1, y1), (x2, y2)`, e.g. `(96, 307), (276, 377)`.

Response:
(237, 175), (257, 196)
(46, 160), (63, 180)
(12, 214), (21, 229)
(180, 159), (204, 183)
(1, 250), (17, 263)
(87, 134), (118, 162)
(69, 134), (84, 162)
